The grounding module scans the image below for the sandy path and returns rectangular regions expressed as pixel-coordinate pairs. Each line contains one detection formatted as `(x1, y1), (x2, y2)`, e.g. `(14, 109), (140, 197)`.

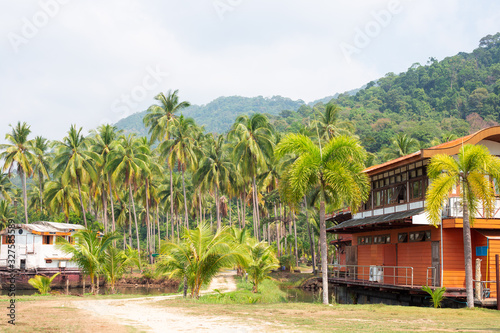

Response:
(71, 270), (269, 332)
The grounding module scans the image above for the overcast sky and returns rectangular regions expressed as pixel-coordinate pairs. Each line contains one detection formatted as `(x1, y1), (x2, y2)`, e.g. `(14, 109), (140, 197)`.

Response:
(1, 0), (499, 143)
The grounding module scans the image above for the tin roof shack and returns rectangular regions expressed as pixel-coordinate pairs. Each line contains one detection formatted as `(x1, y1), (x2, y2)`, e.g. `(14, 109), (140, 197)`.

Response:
(0, 221), (86, 290)
(326, 126), (500, 308)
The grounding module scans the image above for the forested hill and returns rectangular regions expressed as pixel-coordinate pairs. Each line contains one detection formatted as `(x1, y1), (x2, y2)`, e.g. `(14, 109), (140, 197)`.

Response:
(268, 33), (500, 156)
(116, 33), (500, 156)
(115, 95), (305, 136)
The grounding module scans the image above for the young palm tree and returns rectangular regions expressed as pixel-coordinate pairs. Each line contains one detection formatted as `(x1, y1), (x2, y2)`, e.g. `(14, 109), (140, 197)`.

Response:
(57, 229), (120, 294)
(276, 134), (370, 304)
(244, 239), (279, 293)
(101, 245), (138, 293)
(53, 125), (99, 227)
(157, 223), (241, 298)
(0, 122), (35, 223)
(426, 144), (500, 308)
(28, 272), (60, 295)
(230, 114), (274, 240)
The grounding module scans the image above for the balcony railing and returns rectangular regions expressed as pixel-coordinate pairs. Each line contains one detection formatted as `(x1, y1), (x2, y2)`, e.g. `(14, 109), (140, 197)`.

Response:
(442, 197), (500, 218)
(328, 264), (414, 287)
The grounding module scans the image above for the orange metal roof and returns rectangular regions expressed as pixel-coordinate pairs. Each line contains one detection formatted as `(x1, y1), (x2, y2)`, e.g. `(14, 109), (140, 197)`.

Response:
(364, 126), (500, 175)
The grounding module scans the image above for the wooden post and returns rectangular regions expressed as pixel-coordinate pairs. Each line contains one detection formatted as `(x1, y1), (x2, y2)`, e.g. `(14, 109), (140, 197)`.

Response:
(475, 258), (482, 300)
(82, 276), (85, 295)
(65, 277), (69, 295)
(496, 254), (499, 311)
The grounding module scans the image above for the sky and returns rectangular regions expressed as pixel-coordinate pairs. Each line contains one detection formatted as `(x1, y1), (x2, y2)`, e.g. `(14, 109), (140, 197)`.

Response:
(1, 0), (499, 143)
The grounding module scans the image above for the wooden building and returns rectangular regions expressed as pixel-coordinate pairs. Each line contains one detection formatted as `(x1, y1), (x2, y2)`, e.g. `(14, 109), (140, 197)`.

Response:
(327, 126), (500, 307)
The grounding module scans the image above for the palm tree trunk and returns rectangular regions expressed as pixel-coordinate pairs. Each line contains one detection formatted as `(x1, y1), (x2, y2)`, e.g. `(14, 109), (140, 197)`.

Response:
(462, 182), (474, 308)
(236, 198), (241, 229)
(293, 211), (298, 268)
(20, 170), (29, 224)
(166, 211), (169, 240)
(170, 166), (174, 235)
(253, 176), (261, 240)
(157, 204), (160, 252)
(38, 170), (43, 215)
(76, 177), (87, 228)
(229, 198), (232, 228)
(215, 185), (221, 230)
(319, 200), (329, 305)
(108, 175), (116, 233)
(128, 202), (132, 248)
(181, 168), (189, 230)
(199, 190), (202, 227)
(145, 178), (152, 264)
(129, 184), (141, 266)
(242, 191), (246, 227)
(102, 188), (108, 233)
(304, 196), (316, 274)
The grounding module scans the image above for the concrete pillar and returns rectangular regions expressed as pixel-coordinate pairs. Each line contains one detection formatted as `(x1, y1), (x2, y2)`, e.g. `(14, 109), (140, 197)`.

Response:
(475, 258), (482, 300)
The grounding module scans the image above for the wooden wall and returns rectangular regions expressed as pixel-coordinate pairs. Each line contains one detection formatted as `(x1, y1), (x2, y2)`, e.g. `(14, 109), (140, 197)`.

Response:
(441, 228), (465, 288)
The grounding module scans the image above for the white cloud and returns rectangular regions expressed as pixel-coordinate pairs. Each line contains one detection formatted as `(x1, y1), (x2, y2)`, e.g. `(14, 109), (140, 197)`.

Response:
(0, 0), (499, 143)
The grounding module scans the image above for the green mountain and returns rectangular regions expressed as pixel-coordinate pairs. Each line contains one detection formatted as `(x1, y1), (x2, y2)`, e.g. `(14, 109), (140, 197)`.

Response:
(268, 33), (500, 158)
(115, 95), (306, 136)
(115, 32), (500, 161)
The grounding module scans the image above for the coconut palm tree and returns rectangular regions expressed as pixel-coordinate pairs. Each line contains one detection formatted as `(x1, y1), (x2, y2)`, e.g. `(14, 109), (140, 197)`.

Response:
(0, 200), (15, 229)
(425, 144), (500, 308)
(157, 223), (241, 298)
(57, 229), (120, 294)
(0, 173), (13, 204)
(0, 122), (35, 223)
(53, 125), (99, 227)
(314, 103), (354, 141)
(107, 134), (150, 256)
(383, 133), (419, 161)
(275, 134), (370, 304)
(101, 245), (138, 293)
(44, 180), (80, 223)
(244, 239), (279, 293)
(194, 134), (234, 231)
(90, 124), (120, 234)
(144, 90), (191, 239)
(28, 136), (51, 214)
(162, 115), (198, 229)
(230, 114), (274, 240)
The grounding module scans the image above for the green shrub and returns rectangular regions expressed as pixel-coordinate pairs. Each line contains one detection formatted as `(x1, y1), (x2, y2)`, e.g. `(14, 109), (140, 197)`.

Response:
(422, 285), (446, 308)
(28, 272), (60, 295)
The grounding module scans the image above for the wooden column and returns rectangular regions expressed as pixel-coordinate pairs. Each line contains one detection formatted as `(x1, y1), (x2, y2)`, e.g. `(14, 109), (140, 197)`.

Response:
(475, 258), (482, 300)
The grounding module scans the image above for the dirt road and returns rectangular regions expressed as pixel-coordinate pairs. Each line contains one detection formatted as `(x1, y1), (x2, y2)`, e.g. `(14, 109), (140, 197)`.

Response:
(71, 270), (271, 332)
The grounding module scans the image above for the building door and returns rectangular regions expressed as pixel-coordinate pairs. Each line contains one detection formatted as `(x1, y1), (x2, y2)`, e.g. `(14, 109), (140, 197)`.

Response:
(431, 241), (440, 286)
(383, 244), (397, 285)
(345, 245), (357, 279)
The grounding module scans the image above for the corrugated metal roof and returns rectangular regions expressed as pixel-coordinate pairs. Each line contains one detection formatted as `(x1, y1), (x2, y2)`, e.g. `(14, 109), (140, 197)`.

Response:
(328, 208), (425, 231)
(0, 221), (85, 235)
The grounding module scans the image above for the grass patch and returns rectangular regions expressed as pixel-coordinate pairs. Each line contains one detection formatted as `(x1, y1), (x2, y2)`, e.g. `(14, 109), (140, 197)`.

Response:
(197, 278), (287, 304)
(151, 300), (500, 332)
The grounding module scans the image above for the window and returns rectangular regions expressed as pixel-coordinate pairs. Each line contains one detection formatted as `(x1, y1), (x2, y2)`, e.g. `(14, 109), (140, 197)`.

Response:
(2, 235), (14, 245)
(42, 235), (53, 245)
(409, 230), (431, 242)
(373, 234), (391, 244)
(410, 180), (422, 200)
(398, 233), (408, 243)
(357, 236), (372, 245)
(67, 236), (75, 244)
(45, 259), (52, 263)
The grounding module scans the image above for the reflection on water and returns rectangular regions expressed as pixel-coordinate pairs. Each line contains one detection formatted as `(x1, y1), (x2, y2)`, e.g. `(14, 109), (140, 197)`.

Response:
(282, 287), (335, 303)
(1, 285), (179, 296)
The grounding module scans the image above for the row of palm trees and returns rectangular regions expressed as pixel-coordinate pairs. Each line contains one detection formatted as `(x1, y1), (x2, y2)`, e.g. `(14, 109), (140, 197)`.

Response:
(0, 91), (371, 304)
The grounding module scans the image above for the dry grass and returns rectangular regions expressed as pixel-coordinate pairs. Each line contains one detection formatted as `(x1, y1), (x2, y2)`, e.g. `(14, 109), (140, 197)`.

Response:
(0, 296), (138, 332)
(153, 300), (500, 332)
